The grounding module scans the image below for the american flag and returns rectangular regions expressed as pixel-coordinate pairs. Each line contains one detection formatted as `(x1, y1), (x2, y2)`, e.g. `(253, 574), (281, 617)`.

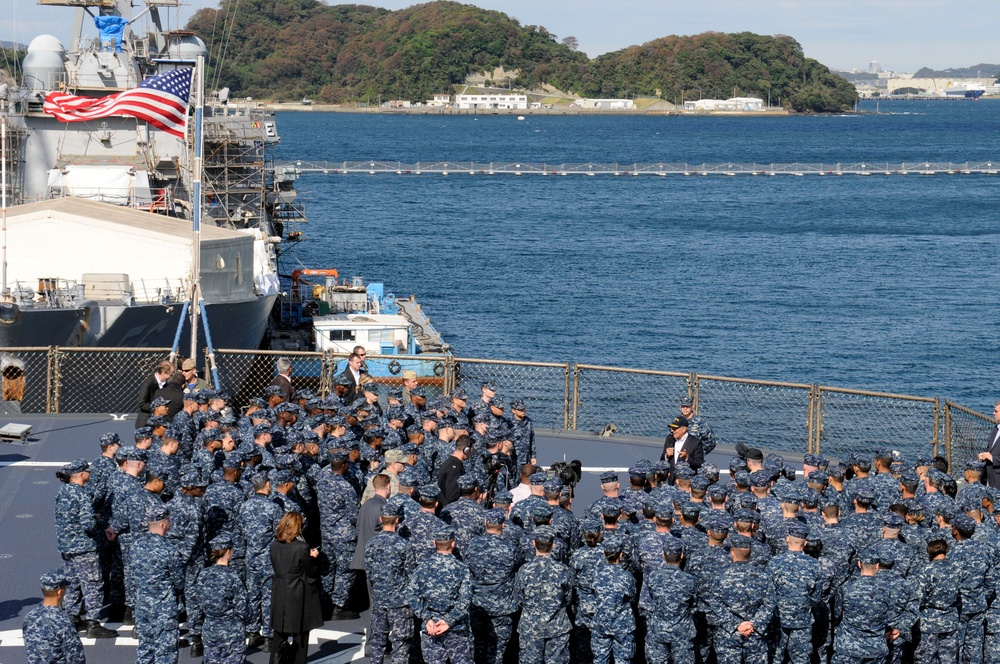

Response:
(43, 68), (193, 139)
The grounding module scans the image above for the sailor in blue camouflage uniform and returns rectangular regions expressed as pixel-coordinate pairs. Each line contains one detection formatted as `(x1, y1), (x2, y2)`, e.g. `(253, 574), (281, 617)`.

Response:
(585, 470), (623, 521)
(509, 397), (536, 467)
(914, 532), (962, 663)
(643, 535), (696, 664)
(870, 448), (903, 511)
(365, 503), (416, 664)
(766, 521), (822, 664)
(569, 518), (604, 661)
(831, 547), (891, 664)
(875, 542), (919, 664)
(386, 469), (422, 522)
(203, 453), (247, 580)
(519, 503), (569, 563)
(313, 449), (358, 617)
(464, 508), (521, 664)
(713, 533), (775, 664)
(439, 474), (485, 558)
(949, 513), (996, 664)
(23, 569), (86, 664)
(54, 459), (117, 637)
(133, 504), (185, 664)
(515, 525), (576, 663)
(408, 527), (474, 664)
(110, 448), (163, 621)
(196, 534), (249, 664)
(166, 463), (208, 657)
(402, 483), (448, 563)
(590, 533), (636, 664)
(240, 472), (283, 648)
(986, 547), (1000, 663)
(509, 471), (549, 529)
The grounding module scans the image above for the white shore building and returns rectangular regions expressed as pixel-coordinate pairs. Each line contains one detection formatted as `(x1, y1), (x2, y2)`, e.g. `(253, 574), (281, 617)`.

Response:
(455, 93), (528, 110)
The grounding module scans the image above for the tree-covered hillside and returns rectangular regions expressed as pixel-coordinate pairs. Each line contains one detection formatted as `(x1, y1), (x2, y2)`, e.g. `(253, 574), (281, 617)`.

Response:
(187, 0), (856, 112)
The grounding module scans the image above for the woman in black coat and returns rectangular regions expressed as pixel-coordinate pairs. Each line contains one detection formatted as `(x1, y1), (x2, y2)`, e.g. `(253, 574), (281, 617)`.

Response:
(269, 510), (322, 664)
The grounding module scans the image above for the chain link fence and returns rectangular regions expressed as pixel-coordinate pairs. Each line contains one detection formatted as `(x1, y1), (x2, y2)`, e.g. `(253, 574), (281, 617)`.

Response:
(0, 347), (54, 414)
(694, 376), (815, 455)
(6, 346), (996, 470)
(814, 387), (939, 462)
(572, 365), (689, 436)
(212, 349), (326, 412)
(53, 348), (173, 413)
(452, 358), (570, 430)
(944, 401), (994, 469)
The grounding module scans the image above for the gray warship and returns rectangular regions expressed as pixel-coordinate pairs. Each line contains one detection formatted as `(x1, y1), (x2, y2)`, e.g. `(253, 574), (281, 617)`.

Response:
(0, 0), (305, 350)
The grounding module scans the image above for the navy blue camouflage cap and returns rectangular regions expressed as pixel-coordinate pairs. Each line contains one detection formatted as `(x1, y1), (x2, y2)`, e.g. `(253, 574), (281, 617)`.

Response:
(803, 454), (828, 468)
(531, 503), (554, 521)
(361, 382), (379, 395)
(409, 386), (427, 398)
(492, 489), (513, 505)
(653, 498), (675, 519)
(219, 415), (238, 428)
(151, 396), (170, 408)
(874, 541), (896, 566)
(702, 513), (730, 534)
(483, 508), (506, 527)
(39, 568), (70, 591)
(510, 398), (526, 411)
(734, 471), (751, 487)
(674, 464), (695, 480)
(488, 394), (505, 409)
(903, 499), (925, 519)
(147, 415), (169, 427)
(883, 512), (905, 529)
(733, 508), (759, 524)
(857, 547), (880, 565)
(707, 484), (728, 500)
(253, 408), (275, 422)
(100, 432), (121, 447)
(662, 536), (684, 557)
(222, 453), (243, 469)
(807, 470), (829, 485)
(532, 525), (555, 544)
(472, 412), (491, 424)
(251, 473), (271, 489)
(329, 449), (350, 463)
(600, 502), (621, 518)
(134, 426), (153, 440)
(729, 457), (748, 474)
(529, 471), (548, 486)
(450, 388), (468, 401)
(599, 471), (619, 484)
(854, 488), (876, 506)
(926, 530), (950, 544)
(627, 465), (646, 479)
(690, 475), (710, 491)
(386, 407), (406, 423)
(295, 389), (316, 400)
(786, 522), (809, 539)
(182, 390), (200, 402)
(749, 471), (772, 488)
(826, 463), (846, 480)
(432, 527), (456, 542)
(216, 390), (232, 402)
(652, 460), (671, 473)
(399, 471), (420, 488)
(728, 533), (753, 550)
(952, 514), (977, 534)
(933, 502), (957, 520)
(580, 517), (603, 536)
(118, 446), (148, 462)
(201, 389), (219, 402)
(380, 503), (402, 518)
(436, 417), (456, 430)
(240, 444), (263, 460)
(800, 489), (820, 509)
(265, 385), (287, 397)
(560, 486), (572, 501)
(915, 456), (935, 468)
(805, 527), (823, 546)
(486, 429), (512, 446)
(251, 423), (272, 436)
(250, 397), (268, 409)
(210, 534), (233, 550)
(201, 409), (222, 423)
(146, 504), (170, 522)
(181, 467), (208, 488)
(699, 463), (720, 482)
(418, 484), (441, 501)
(62, 458), (90, 475)
(679, 395), (694, 407)
(679, 502), (701, 519)
(874, 448), (894, 461)
(965, 458), (986, 472)
(543, 478), (563, 494)
(274, 402), (298, 414)
(273, 469), (295, 485)
(457, 475), (479, 492)
(327, 415), (348, 428)
(481, 380), (498, 392)
(602, 533), (624, 556)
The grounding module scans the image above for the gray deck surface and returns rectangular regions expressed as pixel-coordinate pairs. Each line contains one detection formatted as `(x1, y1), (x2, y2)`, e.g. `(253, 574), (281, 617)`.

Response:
(0, 415), (789, 663)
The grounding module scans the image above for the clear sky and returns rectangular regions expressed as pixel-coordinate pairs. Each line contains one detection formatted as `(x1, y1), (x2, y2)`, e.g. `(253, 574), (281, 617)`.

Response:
(4, 0), (997, 73)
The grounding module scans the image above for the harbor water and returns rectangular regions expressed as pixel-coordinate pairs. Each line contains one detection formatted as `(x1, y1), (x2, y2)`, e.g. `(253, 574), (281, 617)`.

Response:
(274, 100), (1000, 410)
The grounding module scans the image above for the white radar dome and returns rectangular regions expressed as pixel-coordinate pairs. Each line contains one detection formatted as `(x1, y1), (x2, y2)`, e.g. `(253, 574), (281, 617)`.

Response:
(23, 35), (67, 91)
(167, 35), (208, 61)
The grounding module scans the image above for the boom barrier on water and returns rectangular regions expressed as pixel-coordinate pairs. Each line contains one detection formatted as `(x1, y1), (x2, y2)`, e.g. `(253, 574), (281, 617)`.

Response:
(281, 160), (1000, 177)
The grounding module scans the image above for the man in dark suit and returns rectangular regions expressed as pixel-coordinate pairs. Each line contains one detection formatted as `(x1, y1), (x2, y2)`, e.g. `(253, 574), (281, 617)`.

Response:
(661, 415), (704, 483)
(335, 353), (364, 404)
(135, 360), (174, 428)
(267, 357), (294, 403)
(350, 473), (390, 650)
(978, 401), (1000, 488)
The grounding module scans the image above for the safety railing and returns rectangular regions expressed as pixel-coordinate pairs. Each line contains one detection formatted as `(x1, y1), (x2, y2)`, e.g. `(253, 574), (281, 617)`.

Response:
(1, 347), (995, 465)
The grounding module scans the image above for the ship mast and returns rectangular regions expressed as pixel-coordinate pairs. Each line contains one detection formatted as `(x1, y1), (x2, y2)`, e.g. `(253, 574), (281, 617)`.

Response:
(189, 55), (204, 360)
(1, 100), (7, 295)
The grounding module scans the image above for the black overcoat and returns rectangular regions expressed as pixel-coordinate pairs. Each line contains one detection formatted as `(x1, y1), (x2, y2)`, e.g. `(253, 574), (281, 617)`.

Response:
(269, 538), (323, 634)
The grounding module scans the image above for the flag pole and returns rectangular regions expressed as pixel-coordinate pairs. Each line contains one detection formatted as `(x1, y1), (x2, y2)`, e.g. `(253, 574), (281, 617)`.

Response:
(1, 103), (8, 295)
(189, 56), (204, 362)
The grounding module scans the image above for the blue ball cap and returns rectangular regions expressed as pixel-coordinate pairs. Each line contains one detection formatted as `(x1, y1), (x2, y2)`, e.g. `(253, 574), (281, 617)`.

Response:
(734, 508), (759, 524)
(119, 446), (148, 462)
(273, 469), (295, 485)
(679, 395), (694, 407)
(749, 471), (772, 488)
(210, 534), (233, 550)
(965, 458), (987, 472)
(728, 533), (753, 550)
(410, 386), (427, 398)
(134, 427), (153, 441)
(481, 380), (498, 392)
(662, 536), (684, 557)
(483, 508), (506, 526)
(457, 474), (479, 492)
(145, 504), (170, 522)
(952, 514), (977, 533)
(510, 398), (526, 411)
(151, 396), (170, 408)
(599, 471), (618, 484)
(450, 388), (468, 400)
(492, 489), (513, 505)
(62, 458), (90, 475)
(674, 464), (695, 480)
(580, 517), (603, 536)
(600, 502), (621, 518)
(432, 527), (456, 542)
(100, 432), (121, 447)
(418, 484), (441, 501)
(380, 503), (401, 518)
(529, 471), (548, 486)
(690, 475), (710, 491)
(679, 501), (701, 518)
(532, 525), (555, 544)
(398, 470), (420, 488)
(786, 522), (810, 539)
(807, 470), (829, 484)
(252, 422), (272, 436)
(329, 449), (350, 463)
(222, 453), (243, 470)
(40, 568), (70, 591)
(543, 478), (563, 493)
(883, 512), (905, 529)
(531, 503), (554, 520)
(147, 415), (169, 427)
(857, 547), (880, 565)
(602, 534), (624, 556)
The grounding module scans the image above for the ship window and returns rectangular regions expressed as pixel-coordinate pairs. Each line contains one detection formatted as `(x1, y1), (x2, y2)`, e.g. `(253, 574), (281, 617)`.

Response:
(369, 329), (394, 343)
(235, 253), (243, 284)
(327, 330), (356, 341)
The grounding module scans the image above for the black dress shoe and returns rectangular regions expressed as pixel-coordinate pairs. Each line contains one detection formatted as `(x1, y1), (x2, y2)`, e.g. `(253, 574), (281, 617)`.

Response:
(72, 616), (87, 633)
(190, 635), (204, 658)
(85, 620), (119, 639)
(262, 638), (273, 653)
(122, 607), (134, 626)
(329, 607), (360, 621)
(247, 633), (266, 648)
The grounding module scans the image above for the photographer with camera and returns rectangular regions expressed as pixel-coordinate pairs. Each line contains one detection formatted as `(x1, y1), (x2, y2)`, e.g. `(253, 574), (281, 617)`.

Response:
(438, 438), (473, 507)
(477, 430), (517, 508)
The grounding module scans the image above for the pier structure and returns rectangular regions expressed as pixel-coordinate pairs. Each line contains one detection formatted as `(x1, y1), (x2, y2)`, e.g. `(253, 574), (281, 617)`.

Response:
(281, 160), (1000, 177)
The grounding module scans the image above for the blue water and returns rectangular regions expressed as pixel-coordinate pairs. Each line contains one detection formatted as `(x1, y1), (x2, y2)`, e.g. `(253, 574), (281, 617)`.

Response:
(273, 100), (1000, 410)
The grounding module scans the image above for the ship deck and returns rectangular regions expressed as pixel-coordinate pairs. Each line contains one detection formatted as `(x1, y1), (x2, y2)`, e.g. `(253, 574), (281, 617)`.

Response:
(0, 414), (786, 663)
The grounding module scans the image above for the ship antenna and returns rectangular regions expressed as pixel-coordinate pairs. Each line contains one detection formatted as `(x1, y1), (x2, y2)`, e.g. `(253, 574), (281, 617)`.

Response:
(189, 55), (204, 360)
